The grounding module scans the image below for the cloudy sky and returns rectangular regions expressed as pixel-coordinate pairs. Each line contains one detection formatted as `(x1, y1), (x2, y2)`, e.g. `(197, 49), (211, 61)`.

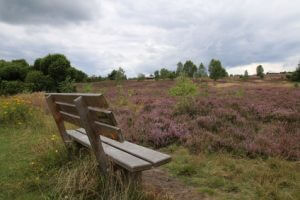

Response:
(0, 0), (300, 77)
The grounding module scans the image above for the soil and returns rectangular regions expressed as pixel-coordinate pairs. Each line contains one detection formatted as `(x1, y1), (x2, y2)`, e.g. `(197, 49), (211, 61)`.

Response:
(143, 168), (207, 200)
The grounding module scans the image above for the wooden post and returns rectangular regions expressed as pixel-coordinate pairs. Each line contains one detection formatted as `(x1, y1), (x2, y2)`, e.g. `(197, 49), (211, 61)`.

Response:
(74, 96), (108, 174)
(46, 95), (72, 146)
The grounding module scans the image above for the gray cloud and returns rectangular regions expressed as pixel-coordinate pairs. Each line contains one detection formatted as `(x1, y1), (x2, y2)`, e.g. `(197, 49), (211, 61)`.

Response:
(0, 0), (99, 25)
(0, 0), (300, 77)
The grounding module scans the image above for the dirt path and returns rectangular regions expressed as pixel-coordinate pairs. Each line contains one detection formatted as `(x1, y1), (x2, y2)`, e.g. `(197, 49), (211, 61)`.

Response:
(143, 168), (207, 200)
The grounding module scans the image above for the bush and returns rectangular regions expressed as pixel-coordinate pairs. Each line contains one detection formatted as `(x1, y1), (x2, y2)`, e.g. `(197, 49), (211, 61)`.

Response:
(0, 80), (25, 95)
(169, 75), (197, 97)
(169, 75), (198, 116)
(290, 66), (300, 82)
(137, 73), (145, 81)
(25, 70), (56, 92)
(0, 63), (29, 81)
(58, 76), (76, 93)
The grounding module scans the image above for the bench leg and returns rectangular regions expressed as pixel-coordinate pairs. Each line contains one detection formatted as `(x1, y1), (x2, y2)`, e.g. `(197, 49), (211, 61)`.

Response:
(112, 165), (142, 186)
(123, 171), (142, 186)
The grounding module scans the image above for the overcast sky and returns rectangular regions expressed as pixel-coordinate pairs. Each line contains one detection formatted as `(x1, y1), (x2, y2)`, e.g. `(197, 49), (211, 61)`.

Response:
(0, 0), (300, 77)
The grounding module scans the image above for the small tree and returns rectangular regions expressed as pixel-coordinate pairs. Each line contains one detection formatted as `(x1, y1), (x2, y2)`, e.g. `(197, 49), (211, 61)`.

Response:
(154, 70), (160, 80)
(198, 63), (208, 77)
(244, 70), (249, 78)
(168, 71), (176, 80)
(160, 68), (170, 79)
(115, 67), (127, 81)
(176, 62), (183, 76)
(183, 60), (197, 78)
(208, 59), (228, 81)
(290, 66), (300, 82)
(137, 73), (145, 81)
(256, 65), (264, 78)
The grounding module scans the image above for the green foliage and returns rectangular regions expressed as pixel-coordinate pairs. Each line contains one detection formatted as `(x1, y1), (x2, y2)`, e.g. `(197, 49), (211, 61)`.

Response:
(137, 73), (145, 81)
(198, 63), (208, 77)
(208, 59), (228, 81)
(0, 61), (29, 81)
(67, 67), (87, 82)
(58, 76), (76, 93)
(0, 80), (25, 95)
(169, 75), (197, 97)
(169, 75), (198, 116)
(176, 62), (183, 76)
(244, 70), (249, 78)
(25, 70), (55, 92)
(38, 54), (70, 75)
(154, 70), (159, 80)
(256, 65), (264, 78)
(83, 83), (93, 93)
(108, 67), (127, 82)
(48, 57), (70, 83)
(290, 66), (300, 82)
(160, 68), (170, 79)
(183, 60), (197, 77)
(87, 75), (104, 82)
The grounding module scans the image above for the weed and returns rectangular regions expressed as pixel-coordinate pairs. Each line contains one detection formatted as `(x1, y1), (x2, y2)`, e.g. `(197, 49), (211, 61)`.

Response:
(83, 83), (93, 93)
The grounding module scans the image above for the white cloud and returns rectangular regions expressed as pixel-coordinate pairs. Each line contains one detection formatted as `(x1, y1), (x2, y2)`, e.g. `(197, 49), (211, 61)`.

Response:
(0, 0), (300, 77)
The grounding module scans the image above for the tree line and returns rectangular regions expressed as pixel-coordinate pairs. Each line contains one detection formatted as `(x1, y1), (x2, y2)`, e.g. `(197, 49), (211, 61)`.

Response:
(153, 59), (228, 81)
(0, 54), (87, 95)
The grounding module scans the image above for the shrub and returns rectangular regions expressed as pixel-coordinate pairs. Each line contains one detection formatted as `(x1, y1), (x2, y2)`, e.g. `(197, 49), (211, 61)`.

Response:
(83, 83), (93, 93)
(290, 66), (300, 82)
(48, 57), (69, 83)
(58, 76), (76, 93)
(25, 70), (56, 92)
(137, 73), (145, 81)
(0, 63), (28, 81)
(169, 75), (198, 116)
(169, 75), (197, 97)
(0, 80), (25, 95)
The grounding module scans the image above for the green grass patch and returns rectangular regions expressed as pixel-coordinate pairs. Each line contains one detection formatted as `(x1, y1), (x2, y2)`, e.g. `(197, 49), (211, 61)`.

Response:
(163, 146), (300, 200)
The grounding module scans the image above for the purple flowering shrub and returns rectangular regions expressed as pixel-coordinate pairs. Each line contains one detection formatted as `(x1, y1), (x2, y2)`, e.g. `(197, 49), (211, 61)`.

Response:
(83, 81), (300, 160)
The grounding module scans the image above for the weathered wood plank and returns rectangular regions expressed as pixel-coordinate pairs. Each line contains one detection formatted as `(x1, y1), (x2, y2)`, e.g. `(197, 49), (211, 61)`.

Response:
(74, 96), (108, 174)
(55, 101), (78, 116)
(67, 130), (151, 172)
(45, 95), (71, 144)
(59, 111), (81, 127)
(88, 107), (117, 126)
(76, 128), (171, 166)
(46, 93), (109, 108)
(94, 121), (124, 142)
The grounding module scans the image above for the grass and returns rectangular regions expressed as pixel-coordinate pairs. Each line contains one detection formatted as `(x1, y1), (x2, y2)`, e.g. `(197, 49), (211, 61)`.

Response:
(163, 145), (300, 200)
(0, 94), (169, 200)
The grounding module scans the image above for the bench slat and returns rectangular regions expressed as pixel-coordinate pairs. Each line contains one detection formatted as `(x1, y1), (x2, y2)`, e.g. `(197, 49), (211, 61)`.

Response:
(47, 93), (109, 108)
(60, 111), (81, 127)
(55, 101), (78, 116)
(66, 130), (152, 172)
(88, 107), (117, 126)
(94, 121), (123, 141)
(76, 128), (171, 167)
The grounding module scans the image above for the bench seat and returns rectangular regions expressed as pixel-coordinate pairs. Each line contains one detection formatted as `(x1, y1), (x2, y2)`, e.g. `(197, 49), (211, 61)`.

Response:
(67, 129), (171, 172)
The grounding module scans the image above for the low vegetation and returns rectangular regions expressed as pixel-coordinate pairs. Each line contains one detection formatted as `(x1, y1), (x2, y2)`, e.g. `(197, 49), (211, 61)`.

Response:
(0, 93), (170, 200)
(1, 76), (300, 199)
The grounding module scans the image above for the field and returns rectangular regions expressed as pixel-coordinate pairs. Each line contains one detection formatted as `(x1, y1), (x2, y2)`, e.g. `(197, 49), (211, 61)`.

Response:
(1, 79), (300, 199)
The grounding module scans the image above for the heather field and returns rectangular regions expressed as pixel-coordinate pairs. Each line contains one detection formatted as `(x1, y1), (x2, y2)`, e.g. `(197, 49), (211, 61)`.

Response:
(77, 80), (300, 160)
(1, 79), (300, 199)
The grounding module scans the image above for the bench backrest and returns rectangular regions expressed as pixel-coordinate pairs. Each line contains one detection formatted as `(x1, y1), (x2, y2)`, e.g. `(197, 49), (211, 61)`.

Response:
(45, 93), (124, 142)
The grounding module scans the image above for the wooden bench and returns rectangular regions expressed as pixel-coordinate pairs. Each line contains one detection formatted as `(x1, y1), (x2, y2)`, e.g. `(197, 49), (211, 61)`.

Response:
(45, 93), (171, 179)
